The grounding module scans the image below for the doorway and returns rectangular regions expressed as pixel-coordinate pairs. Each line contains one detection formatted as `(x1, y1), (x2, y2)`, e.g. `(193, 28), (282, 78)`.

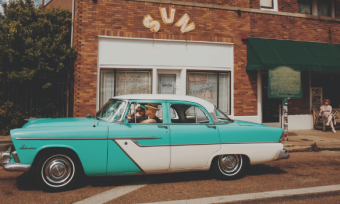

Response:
(262, 73), (282, 127)
(158, 74), (176, 94)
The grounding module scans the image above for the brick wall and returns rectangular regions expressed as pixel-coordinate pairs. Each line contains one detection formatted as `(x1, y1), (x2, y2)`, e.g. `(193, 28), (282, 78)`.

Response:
(45, 0), (72, 12)
(72, 0), (340, 117)
(278, 0), (298, 13)
(249, 0), (260, 8)
(172, 0), (252, 7)
(249, 13), (339, 42)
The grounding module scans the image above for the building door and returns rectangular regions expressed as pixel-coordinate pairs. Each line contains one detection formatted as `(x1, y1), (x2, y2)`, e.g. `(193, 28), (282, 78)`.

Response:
(262, 73), (282, 127)
(158, 74), (176, 94)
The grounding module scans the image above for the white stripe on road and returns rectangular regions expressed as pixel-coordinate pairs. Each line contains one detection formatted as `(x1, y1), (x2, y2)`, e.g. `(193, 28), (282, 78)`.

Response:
(74, 179), (154, 204)
(142, 184), (340, 204)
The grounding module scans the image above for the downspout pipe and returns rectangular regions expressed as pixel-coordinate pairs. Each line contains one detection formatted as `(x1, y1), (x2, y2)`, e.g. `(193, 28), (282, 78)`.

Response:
(71, 0), (75, 48)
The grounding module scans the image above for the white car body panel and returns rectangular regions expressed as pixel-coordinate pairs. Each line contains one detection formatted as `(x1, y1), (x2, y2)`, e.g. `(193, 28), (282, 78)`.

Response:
(170, 144), (220, 170)
(209, 143), (284, 165)
(115, 140), (170, 171)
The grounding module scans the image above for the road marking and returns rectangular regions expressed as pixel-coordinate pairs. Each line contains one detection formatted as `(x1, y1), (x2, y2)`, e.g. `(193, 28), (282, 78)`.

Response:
(142, 184), (340, 204)
(74, 179), (154, 204)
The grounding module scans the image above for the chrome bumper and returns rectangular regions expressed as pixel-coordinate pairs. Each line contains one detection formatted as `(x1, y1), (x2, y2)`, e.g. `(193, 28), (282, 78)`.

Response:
(1, 152), (31, 172)
(275, 149), (290, 160)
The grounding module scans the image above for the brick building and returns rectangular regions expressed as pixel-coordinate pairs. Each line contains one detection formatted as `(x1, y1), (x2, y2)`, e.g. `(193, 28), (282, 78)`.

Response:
(48, 0), (340, 130)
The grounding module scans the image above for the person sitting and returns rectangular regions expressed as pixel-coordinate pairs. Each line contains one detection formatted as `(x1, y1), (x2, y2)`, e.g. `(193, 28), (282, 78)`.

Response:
(320, 98), (336, 133)
(131, 106), (147, 123)
(141, 103), (162, 123)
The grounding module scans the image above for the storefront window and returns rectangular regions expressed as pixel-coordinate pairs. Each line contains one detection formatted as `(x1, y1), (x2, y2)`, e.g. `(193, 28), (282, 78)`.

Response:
(187, 72), (230, 114)
(298, 0), (312, 15)
(318, 0), (332, 17)
(311, 73), (340, 111)
(158, 74), (176, 94)
(100, 70), (151, 107)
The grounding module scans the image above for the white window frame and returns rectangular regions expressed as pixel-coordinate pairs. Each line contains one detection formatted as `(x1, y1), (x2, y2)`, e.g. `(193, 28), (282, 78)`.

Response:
(260, 0), (278, 11)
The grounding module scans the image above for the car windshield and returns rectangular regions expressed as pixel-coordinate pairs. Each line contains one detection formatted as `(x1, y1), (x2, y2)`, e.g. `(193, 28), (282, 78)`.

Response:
(215, 107), (232, 122)
(96, 99), (127, 122)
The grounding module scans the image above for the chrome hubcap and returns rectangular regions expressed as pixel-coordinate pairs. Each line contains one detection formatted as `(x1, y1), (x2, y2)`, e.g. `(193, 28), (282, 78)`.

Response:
(218, 155), (242, 176)
(42, 155), (75, 187)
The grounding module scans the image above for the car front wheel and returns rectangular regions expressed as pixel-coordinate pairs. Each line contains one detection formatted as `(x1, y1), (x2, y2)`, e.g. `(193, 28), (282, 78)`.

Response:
(212, 154), (247, 180)
(35, 153), (79, 191)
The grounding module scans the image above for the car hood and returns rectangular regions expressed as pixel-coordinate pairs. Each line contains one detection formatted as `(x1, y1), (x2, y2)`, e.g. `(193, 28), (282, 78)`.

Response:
(21, 117), (99, 128)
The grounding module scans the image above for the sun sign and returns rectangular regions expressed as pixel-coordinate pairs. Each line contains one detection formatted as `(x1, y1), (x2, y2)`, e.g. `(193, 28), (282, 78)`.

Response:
(142, 7), (195, 34)
(143, 14), (161, 33)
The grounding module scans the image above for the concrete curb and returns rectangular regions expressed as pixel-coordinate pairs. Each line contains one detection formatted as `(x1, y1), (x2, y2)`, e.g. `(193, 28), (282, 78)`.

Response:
(0, 143), (12, 152)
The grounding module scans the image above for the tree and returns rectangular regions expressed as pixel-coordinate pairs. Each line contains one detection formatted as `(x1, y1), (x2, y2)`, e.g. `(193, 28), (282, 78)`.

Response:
(0, 0), (77, 87)
(0, 0), (77, 134)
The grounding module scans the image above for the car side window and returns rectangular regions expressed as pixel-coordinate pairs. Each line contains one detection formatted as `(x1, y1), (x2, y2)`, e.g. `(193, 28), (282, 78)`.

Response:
(170, 104), (210, 124)
(184, 106), (196, 123)
(127, 102), (163, 124)
(170, 107), (179, 119)
(196, 108), (209, 123)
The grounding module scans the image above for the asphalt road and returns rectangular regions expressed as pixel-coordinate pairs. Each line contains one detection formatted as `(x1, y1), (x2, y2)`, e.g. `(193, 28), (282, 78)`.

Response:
(0, 151), (339, 204)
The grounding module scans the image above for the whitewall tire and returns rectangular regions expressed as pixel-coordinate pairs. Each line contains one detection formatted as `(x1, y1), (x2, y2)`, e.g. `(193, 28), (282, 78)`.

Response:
(212, 154), (247, 180)
(35, 152), (80, 191)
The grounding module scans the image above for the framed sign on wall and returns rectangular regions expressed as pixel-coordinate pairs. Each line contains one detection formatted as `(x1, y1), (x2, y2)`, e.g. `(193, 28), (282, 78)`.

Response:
(311, 87), (323, 107)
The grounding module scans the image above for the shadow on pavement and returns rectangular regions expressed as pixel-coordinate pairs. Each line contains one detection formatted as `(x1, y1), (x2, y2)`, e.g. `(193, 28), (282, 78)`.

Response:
(16, 171), (41, 191)
(15, 164), (287, 191)
(247, 164), (287, 176)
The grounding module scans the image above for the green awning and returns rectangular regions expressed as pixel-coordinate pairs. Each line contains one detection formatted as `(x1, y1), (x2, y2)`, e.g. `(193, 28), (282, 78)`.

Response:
(246, 38), (340, 72)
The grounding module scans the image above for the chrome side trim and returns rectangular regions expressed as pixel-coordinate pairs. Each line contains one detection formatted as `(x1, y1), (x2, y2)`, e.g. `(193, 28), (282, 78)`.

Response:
(221, 142), (276, 144)
(132, 140), (169, 147)
(109, 137), (162, 140)
(131, 141), (220, 147)
(1, 152), (10, 160)
(113, 140), (145, 174)
(130, 141), (279, 147)
(275, 149), (290, 160)
(12, 151), (20, 163)
(16, 137), (107, 140)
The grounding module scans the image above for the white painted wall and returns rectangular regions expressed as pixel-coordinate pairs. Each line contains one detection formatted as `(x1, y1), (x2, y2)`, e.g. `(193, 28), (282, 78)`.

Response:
(98, 37), (233, 69)
(231, 114), (313, 130)
(97, 36), (234, 114)
(287, 114), (313, 130)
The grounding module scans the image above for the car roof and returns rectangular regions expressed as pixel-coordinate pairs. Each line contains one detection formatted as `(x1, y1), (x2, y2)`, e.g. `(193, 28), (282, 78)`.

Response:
(112, 94), (215, 112)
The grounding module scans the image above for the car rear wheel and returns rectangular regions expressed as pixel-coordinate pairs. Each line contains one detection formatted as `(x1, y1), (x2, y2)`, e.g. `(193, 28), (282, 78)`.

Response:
(35, 152), (79, 191)
(212, 154), (247, 180)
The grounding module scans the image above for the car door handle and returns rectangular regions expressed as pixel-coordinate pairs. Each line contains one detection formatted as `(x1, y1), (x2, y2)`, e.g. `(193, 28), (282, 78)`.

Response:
(158, 125), (168, 129)
(207, 125), (216, 129)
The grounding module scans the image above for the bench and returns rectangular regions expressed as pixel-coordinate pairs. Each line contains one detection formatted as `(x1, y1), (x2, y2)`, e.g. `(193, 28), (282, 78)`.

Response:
(313, 107), (340, 131)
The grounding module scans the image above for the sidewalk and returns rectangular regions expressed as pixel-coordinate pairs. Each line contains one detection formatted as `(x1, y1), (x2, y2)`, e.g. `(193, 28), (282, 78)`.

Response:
(282, 130), (340, 152)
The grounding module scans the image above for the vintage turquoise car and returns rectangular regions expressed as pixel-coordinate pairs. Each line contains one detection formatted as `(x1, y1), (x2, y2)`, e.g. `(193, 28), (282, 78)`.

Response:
(1, 94), (289, 191)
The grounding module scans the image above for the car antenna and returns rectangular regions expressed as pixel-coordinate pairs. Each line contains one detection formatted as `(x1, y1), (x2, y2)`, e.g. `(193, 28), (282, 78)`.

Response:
(93, 114), (96, 127)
